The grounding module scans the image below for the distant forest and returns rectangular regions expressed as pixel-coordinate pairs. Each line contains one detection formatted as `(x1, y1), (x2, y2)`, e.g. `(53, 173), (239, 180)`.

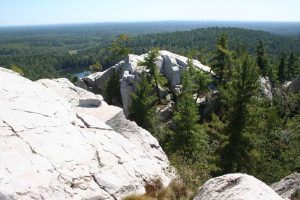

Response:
(0, 22), (300, 80)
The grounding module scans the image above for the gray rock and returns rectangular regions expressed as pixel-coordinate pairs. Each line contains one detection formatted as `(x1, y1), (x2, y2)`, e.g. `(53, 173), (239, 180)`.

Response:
(0, 67), (175, 200)
(193, 173), (283, 200)
(159, 102), (175, 122)
(0, 193), (11, 200)
(75, 79), (89, 91)
(288, 75), (300, 93)
(271, 173), (300, 200)
(79, 98), (102, 107)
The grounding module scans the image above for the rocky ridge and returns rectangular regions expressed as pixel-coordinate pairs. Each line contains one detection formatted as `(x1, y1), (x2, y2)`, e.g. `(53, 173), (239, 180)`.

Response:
(77, 50), (213, 116)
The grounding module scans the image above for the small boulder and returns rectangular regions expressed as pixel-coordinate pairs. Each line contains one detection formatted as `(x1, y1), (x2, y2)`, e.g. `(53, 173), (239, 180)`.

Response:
(193, 173), (283, 200)
(271, 173), (300, 200)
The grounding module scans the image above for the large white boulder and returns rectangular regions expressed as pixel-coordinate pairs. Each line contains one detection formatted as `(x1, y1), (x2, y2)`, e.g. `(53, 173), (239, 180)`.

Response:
(78, 50), (213, 116)
(0, 68), (175, 200)
(271, 173), (300, 200)
(193, 173), (284, 200)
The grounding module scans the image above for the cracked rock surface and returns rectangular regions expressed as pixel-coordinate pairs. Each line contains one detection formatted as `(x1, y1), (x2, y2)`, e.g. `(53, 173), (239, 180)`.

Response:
(0, 68), (175, 200)
(193, 173), (284, 200)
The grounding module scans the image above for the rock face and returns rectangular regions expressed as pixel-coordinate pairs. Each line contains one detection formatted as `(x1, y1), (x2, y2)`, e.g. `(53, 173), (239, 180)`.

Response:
(77, 50), (213, 116)
(193, 173), (284, 200)
(0, 68), (175, 200)
(271, 173), (300, 200)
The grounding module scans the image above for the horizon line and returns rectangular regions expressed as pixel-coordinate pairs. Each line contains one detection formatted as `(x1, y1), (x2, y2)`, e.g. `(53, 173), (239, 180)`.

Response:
(1, 19), (300, 28)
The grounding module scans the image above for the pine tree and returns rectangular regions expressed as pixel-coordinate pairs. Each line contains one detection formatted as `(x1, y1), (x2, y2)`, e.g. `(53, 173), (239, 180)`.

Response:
(188, 59), (211, 102)
(278, 55), (286, 84)
(104, 70), (122, 106)
(256, 41), (268, 77)
(89, 61), (102, 72)
(109, 34), (131, 62)
(130, 74), (157, 130)
(211, 33), (232, 84)
(287, 53), (296, 80)
(173, 60), (207, 157)
(218, 53), (259, 173)
(139, 49), (167, 104)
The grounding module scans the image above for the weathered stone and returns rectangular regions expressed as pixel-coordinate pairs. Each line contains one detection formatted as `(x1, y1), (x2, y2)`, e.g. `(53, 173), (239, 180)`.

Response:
(193, 173), (283, 200)
(271, 173), (300, 200)
(0, 67), (175, 200)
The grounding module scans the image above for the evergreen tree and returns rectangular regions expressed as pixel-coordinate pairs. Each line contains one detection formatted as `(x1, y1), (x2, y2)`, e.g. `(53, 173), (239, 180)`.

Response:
(139, 49), (167, 103)
(211, 33), (232, 84)
(173, 60), (207, 157)
(104, 70), (122, 106)
(89, 61), (102, 72)
(287, 53), (296, 80)
(188, 59), (211, 102)
(218, 53), (259, 173)
(278, 55), (286, 84)
(109, 34), (131, 62)
(256, 41), (268, 77)
(130, 74), (157, 131)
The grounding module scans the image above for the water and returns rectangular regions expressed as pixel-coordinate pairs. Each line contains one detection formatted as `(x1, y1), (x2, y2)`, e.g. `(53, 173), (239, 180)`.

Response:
(74, 70), (90, 78)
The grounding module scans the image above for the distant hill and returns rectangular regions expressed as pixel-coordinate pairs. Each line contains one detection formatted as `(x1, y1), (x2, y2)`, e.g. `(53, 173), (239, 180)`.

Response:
(128, 27), (300, 56)
(1, 21), (300, 36)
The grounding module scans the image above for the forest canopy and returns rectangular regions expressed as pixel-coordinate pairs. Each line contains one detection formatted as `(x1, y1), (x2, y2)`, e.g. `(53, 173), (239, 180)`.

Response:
(0, 26), (300, 80)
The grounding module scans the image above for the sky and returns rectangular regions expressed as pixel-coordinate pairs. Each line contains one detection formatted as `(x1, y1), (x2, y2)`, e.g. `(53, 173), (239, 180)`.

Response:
(0, 0), (299, 26)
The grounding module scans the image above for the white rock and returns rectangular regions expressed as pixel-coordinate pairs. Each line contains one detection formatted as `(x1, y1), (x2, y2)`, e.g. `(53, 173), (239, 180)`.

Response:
(193, 173), (284, 200)
(0, 67), (175, 200)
